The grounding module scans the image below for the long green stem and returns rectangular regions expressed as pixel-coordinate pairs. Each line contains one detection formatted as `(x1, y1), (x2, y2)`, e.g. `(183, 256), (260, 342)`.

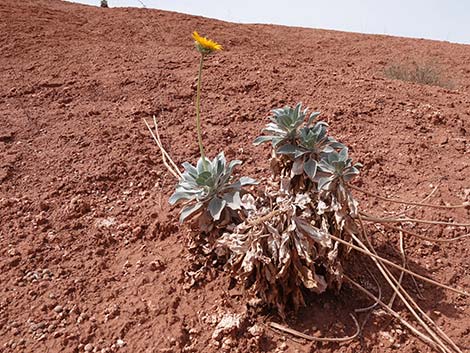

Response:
(195, 54), (207, 169)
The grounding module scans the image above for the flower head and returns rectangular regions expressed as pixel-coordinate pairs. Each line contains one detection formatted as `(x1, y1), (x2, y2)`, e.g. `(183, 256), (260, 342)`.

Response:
(192, 31), (222, 55)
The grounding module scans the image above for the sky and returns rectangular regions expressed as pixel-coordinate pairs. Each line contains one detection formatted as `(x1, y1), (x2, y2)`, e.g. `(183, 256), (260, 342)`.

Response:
(68, 0), (470, 45)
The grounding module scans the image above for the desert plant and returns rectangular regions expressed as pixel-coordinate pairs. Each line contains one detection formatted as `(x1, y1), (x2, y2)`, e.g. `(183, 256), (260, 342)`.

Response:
(218, 107), (361, 316)
(192, 31), (222, 169)
(146, 33), (470, 352)
(277, 123), (344, 180)
(169, 152), (257, 226)
(384, 61), (455, 89)
(315, 147), (362, 191)
(253, 103), (319, 149)
(146, 32), (256, 233)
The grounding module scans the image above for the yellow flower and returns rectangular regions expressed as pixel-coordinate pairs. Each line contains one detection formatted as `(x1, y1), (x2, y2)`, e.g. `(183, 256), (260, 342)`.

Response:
(192, 31), (222, 55)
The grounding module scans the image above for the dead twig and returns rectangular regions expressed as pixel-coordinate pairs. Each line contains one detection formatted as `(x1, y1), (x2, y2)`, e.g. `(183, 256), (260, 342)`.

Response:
(384, 185), (438, 219)
(380, 223), (470, 243)
(360, 212), (470, 228)
(388, 229), (405, 308)
(143, 116), (182, 180)
(355, 215), (460, 353)
(344, 275), (446, 353)
(348, 183), (469, 210)
(329, 234), (469, 297)
(268, 313), (360, 343)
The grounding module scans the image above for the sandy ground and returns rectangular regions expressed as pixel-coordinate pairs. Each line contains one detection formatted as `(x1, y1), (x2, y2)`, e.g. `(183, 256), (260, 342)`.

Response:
(1, 1), (469, 352)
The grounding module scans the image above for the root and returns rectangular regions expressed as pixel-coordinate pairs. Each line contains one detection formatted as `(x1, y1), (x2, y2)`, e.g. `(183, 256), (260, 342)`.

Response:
(268, 313), (360, 343)
(143, 115), (182, 180)
(348, 183), (469, 210)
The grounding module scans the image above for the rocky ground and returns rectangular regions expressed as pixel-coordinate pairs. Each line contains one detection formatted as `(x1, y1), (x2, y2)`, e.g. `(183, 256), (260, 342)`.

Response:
(1, 1), (469, 352)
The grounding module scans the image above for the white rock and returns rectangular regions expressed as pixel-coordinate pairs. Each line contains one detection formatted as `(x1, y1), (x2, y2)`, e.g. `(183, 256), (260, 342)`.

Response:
(248, 324), (264, 338)
(116, 339), (125, 348)
(212, 313), (244, 341)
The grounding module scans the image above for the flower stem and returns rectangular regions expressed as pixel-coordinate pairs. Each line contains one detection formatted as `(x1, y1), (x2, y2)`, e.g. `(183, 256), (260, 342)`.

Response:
(195, 54), (207, 169)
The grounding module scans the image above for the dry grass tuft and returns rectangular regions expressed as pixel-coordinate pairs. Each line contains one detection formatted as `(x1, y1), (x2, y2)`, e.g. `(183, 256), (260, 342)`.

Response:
(384, 62), (455, 89)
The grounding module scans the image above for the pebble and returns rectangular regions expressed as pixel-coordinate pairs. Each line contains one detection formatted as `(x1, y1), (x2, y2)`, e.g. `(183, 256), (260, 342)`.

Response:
(116, 339), (125, 348)
(54, 305), (63, 313)
(84, 343), (93, 351)
(248, 324), (263, 338)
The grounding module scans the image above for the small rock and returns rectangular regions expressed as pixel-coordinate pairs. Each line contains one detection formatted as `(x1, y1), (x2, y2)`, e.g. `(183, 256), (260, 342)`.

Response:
(279, 342), (288, 351)
(54, 305), (63, 313)
(149, 259), (165, 272)
(7, 248), (18, 256)
(116, 339), (125, 348)
(132, 226), (144, 239)
(84, 343), (93, 351)
(248, 324), (264, 338)
(212, 313), (245, 341)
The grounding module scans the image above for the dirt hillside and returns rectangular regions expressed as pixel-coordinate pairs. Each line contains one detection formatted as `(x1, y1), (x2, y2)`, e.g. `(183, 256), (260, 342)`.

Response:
(1, 1), (469, 352)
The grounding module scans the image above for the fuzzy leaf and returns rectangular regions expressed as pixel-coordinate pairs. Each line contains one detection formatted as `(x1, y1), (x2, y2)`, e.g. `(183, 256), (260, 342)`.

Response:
(253, 135), (278, 145)
(276, 144), (298, 155)
(169, 191), (197, 205)
(208, 197), (226, 221)
(179, 202), (203, 223)
(241, 176), (258, 185)
(303, 158), (318, 179)
(182, 162), (198, 178)
(339, 147), (349, 161)
(318, 176), (333, 191)
(195, 171), (213, 186)
(224, 191), (242, 210)
(307, 112), (321, 126)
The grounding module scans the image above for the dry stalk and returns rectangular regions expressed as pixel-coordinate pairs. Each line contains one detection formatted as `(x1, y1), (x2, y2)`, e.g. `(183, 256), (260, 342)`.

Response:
(355, 216), (460, 353)
(329, 234), (469, 297)
(368, 223), (462, 351)
(383, 185), (438, 219)
(378, 223), (470, 243)
(344, 275), (445, 352)
(348, 183), (469, 210)
(143, 116), (182, 180)
(350, 233), (452, 353)
(268, 313), (360, 343)
(388, 229), (405, 308)
(360, 211), (470, 227)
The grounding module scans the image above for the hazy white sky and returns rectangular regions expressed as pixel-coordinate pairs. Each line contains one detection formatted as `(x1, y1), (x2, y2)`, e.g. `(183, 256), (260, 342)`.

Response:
(68, 0), (470, 45)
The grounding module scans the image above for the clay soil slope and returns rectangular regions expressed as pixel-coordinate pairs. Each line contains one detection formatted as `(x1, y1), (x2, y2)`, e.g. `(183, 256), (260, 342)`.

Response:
(1, 1), (469, 352)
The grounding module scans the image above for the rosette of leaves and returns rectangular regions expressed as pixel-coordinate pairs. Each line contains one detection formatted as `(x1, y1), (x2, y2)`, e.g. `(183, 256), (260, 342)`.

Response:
(169, 152), (257, 228)
(276, 122), (345, 181)
(315, 147), (362, 192)
(253, 103), (319, 149)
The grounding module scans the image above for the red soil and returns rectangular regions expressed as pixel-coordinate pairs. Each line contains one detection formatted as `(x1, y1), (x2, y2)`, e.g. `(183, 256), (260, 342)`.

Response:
(1, 1), (469, 352)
